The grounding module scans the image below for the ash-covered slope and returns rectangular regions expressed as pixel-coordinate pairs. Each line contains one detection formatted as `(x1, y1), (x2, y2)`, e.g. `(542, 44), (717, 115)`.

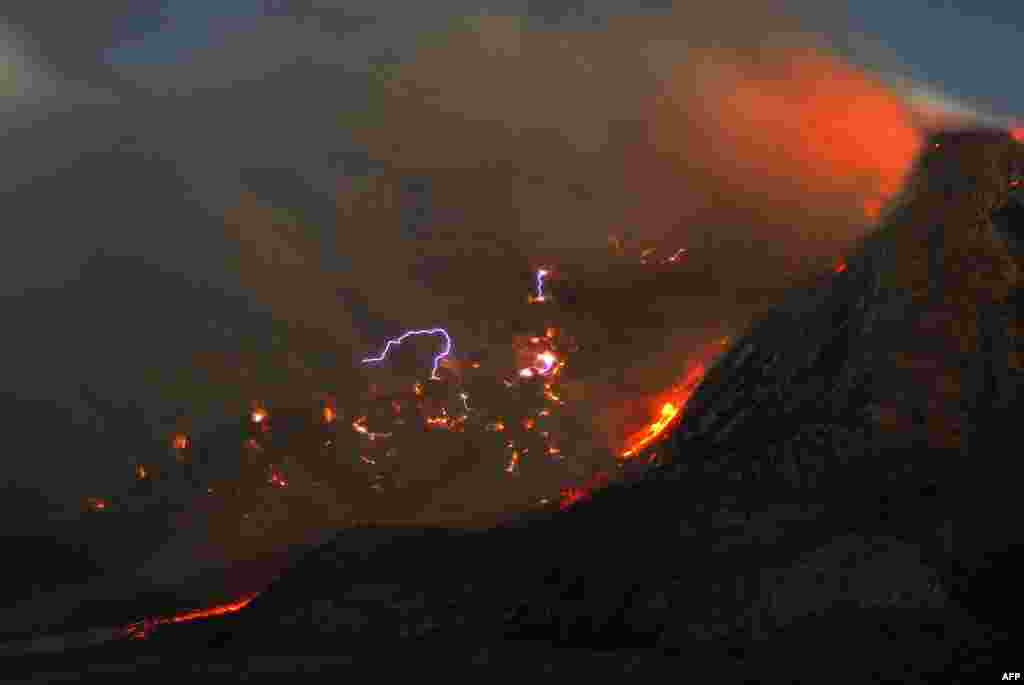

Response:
(668, 127), (1023, 621)
(10, 130), (1020, 678)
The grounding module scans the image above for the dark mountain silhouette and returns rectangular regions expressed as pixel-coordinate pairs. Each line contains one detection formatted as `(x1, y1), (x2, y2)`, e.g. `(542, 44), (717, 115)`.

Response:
(4, 128), (1021, 679)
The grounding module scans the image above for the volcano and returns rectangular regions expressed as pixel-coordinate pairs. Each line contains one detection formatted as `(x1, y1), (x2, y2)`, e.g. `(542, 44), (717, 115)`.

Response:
(5, 128), (1022, 679)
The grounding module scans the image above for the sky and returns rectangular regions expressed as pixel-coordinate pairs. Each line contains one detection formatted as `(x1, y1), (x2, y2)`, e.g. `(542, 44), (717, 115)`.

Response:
(0, 0), (1021, 596)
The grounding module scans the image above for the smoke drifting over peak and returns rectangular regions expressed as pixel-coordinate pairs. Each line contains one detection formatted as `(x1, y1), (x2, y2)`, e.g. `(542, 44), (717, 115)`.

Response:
(350, 6), (926, 266)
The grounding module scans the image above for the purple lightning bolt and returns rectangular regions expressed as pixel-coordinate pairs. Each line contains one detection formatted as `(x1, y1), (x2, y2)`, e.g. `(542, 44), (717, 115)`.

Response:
(361, 328), (453, 380)
(535, 268), (549, 301)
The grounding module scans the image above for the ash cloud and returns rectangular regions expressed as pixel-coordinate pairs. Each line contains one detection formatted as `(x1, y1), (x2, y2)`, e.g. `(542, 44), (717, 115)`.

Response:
(353, 6), (926, 260)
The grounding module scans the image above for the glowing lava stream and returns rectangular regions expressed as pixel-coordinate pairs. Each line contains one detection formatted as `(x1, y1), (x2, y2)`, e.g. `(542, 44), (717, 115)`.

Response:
(361, 327), (454, 380)
(621, 361), (707, 459)
(121, 592), (260, 640)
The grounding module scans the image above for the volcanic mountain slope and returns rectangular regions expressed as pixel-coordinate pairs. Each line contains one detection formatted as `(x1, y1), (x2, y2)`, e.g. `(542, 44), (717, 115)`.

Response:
(6, 129), (1021, 679)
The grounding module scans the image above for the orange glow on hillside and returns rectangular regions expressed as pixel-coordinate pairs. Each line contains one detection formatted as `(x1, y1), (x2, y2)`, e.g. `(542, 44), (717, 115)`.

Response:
(621, 361), (706, 459)
(1012, 127), (1024, 143)
(622, 402), (681, 458)
(122, 592), (260, 640)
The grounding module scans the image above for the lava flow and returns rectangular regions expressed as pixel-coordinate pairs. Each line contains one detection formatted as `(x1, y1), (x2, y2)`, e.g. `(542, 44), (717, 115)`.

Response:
(621, 360), (707, 460)
(120, 592), (259, 640)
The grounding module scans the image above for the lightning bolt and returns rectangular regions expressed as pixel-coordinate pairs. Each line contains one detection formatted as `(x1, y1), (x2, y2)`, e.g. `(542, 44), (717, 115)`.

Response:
(361, 328), (453, 380)
(528, 268), (550, 303)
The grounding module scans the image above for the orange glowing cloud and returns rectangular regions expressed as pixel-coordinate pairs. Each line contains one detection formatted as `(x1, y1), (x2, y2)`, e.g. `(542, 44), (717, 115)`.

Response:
(646, 45), (922, 235)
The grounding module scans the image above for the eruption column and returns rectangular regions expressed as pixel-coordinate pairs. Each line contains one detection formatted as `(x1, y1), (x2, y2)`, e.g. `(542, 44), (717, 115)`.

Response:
(361, 328), (454, 380)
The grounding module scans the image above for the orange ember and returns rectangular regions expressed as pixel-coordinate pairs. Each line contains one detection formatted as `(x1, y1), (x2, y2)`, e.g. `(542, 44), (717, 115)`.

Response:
(506, 449), (520, 474)
(834, 260), (848, 274)
(251, 407), (268, 424)
(172, 433), (189, 451)
(322, 406), (337, 423)
(559, 486), (587, 510)
(426, 414), (451, 429)
(559, 471), (610, 511)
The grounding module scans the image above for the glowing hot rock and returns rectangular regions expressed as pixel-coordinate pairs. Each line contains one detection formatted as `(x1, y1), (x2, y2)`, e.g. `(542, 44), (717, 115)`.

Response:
(121, 593), (260, 640)
(621, 362), (706, 459)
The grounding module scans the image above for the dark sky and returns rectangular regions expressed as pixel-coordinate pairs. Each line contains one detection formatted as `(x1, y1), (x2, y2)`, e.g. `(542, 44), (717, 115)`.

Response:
(1, 0), (1021, 509)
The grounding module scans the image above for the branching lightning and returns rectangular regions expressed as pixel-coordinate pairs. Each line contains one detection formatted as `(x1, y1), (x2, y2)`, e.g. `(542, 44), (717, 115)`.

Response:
(361, 327), (454, 380)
